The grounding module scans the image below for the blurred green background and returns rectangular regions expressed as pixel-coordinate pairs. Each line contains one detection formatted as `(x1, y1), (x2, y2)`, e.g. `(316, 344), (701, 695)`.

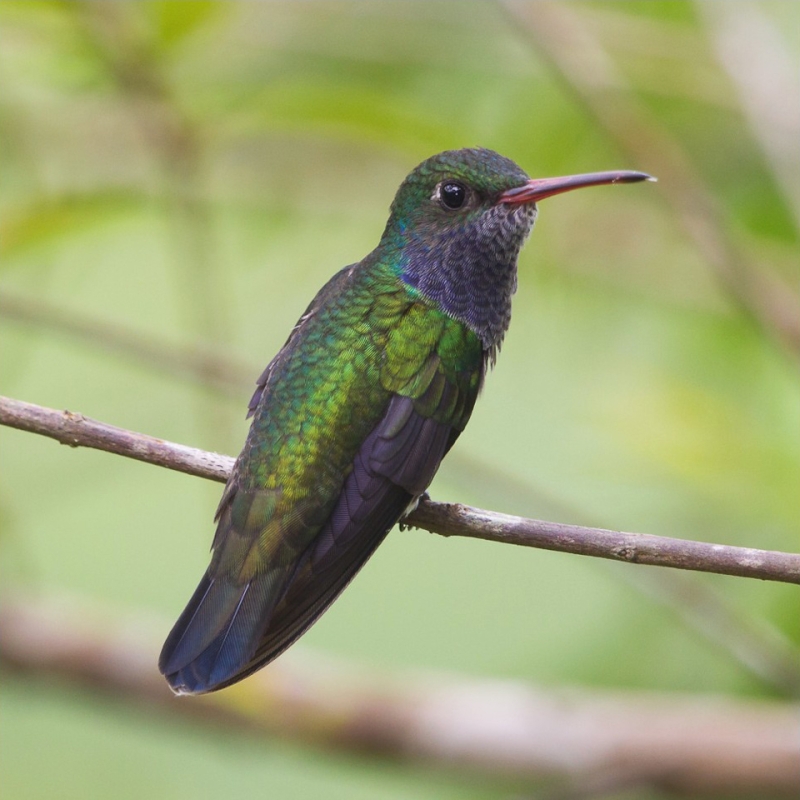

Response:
(1, 2), (798, 798)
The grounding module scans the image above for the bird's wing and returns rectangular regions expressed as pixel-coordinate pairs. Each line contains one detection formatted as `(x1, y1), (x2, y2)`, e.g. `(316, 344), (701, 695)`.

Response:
(240, 384), (472, 683)
(160, 275), (483, 694)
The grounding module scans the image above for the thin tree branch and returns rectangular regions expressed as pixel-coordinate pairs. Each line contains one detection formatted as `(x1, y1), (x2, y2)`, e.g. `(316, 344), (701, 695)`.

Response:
(409, 502), (800, 585)
(2, 394), (799, 585)
(444, 455), (800, 696)
(1, 592), (797, 796)
(5, 293), (797, 691)
(0, 395), (233, 483)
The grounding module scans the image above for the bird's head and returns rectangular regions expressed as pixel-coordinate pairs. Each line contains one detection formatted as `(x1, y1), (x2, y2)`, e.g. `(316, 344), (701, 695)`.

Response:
(381, 148), (535, 262)
(379, 148), (653, 350)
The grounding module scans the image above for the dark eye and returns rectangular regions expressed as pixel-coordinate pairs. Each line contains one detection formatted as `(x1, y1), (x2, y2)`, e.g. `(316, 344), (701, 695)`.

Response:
(439, 181), (467, 210)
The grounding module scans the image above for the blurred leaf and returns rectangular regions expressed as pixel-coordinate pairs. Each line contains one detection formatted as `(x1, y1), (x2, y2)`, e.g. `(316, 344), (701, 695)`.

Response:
(147, 0), (223, 49)
(0, 191), (143, 260)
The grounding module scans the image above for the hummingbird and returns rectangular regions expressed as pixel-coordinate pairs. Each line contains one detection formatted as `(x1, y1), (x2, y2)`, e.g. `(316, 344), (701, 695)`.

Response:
(159, 148), (653, 694)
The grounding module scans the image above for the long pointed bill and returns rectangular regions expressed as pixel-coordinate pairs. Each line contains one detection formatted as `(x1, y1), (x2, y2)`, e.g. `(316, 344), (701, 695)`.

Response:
(500, 170), (655, 205)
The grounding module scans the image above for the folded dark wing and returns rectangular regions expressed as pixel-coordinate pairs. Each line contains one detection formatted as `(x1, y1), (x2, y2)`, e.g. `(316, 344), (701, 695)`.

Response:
(160, 389), (463, 694)
(243, 394), (458, 676)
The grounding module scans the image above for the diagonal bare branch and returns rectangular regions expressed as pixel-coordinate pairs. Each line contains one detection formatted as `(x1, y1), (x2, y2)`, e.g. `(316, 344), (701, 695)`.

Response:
(444, 455), (800, 695)
(7, 276), (799, 686)
(2, 394), (799, 585)
(5, 287), (797, 691)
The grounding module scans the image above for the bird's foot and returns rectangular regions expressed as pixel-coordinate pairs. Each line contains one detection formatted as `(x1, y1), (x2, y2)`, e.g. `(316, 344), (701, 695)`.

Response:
(399, 492), (429, 531)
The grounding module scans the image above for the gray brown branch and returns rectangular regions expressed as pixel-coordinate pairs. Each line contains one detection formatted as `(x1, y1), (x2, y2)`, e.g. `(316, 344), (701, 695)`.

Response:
(3, 394), (799, 585)
(3, 286), (798, 687)
(0, 592), (797, 796)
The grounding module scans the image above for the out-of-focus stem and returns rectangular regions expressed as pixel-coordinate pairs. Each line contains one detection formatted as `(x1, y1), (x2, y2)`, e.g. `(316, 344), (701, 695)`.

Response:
(1, 592), (798, 795)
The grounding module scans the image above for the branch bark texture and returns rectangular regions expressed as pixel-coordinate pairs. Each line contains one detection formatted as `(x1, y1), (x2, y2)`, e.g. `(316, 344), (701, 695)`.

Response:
(2, 394), (799, 584)
(1, 593), (798, 796)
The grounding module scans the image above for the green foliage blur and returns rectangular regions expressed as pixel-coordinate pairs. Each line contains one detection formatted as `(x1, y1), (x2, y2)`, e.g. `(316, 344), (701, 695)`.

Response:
(1, 2), (798, 798)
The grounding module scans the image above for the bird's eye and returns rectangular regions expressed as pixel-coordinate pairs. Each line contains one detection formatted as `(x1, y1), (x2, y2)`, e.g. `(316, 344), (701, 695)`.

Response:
(439, 181), (467, 210)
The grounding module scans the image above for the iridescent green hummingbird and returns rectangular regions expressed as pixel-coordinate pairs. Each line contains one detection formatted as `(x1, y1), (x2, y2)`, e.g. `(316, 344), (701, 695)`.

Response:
(160, 148), (653, 694)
